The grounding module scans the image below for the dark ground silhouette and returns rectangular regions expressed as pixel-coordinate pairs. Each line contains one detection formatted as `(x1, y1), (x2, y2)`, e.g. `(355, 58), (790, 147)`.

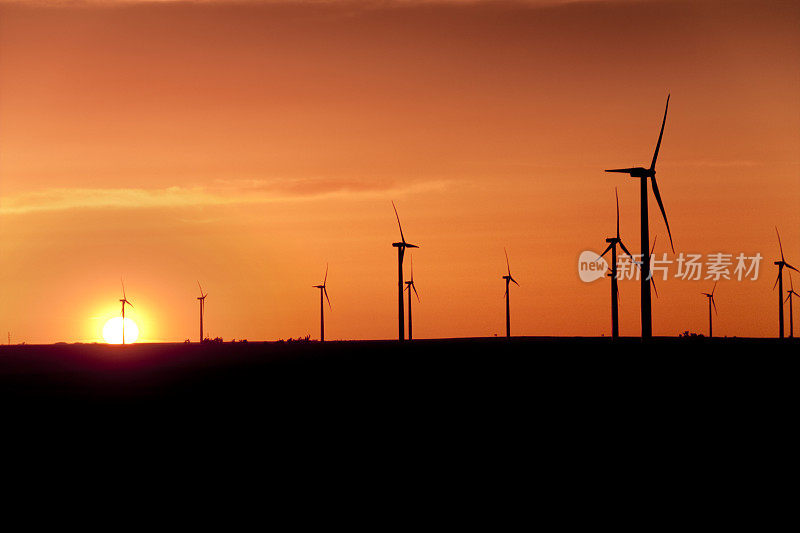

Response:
(1, 337), (794, 495)
(1, 337), (795, 413)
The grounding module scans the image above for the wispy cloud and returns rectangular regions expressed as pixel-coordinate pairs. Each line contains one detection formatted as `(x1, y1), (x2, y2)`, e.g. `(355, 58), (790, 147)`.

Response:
(0, 178), (449, 215)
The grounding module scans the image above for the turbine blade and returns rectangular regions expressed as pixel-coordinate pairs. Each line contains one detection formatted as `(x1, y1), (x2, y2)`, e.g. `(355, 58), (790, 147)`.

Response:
(597, 243), (614, 261)
(789, 273), (794, 291)
(650, 276), (658, 298)
(773, 272), (780, 291)
(410, 252), (414, 282)
(618, 240), (634, 260)
(785, 293), (791, 303)
(392, 200), (406, 244)
(605, 168), (638, 174)
(615, 187), (620, 239)
(504, 247), (511, 277)
(776, 227), (785, 262)
(412, 283), (420, 302)
(651, 234), (657, 255)
(121, 278), (126, 300)
(324, 287), (331, 308)
(712, 296), (718, 315)
(786, 262), (800, 273)
(650, 94), (670, 170)
(323, 263), (328, 286)
(650, 177), (675, 252)
(711, 280), (717, 296)
(511, 276), (520, 287)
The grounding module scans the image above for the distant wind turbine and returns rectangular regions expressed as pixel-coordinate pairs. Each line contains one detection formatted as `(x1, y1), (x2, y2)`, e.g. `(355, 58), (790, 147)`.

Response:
(786, 274), (798, 339)
(404, 252), (420, 341)
(197, 282), (207, 342)
(774, 228), (799, 339)
(502, 248), (519, 338)
(701, 281), (718, 338)
(120, 279), (133, 345)
(313, 264), (331, 342)
(391, 201), (418, 342)
(597, 187), (634, 339)
(606, 95), (674, 339)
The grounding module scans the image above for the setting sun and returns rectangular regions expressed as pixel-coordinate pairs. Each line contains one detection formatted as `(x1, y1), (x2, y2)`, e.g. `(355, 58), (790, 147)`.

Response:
(103, 317), (139, 345)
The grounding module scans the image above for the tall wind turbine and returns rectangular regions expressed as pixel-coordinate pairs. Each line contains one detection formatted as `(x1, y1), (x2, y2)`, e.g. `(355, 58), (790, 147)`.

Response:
(774, 228), (798, 338)
(391, 201), (418, 342)
(197, 282), (208, 342)
(502, 248), (519, 338)
(120, 279), (133, 345)
(313, 264), (331, 342)
(786, 274), (798, 339)
(404, 253), (420, 341)
(597, 188), (634, 338)
(701, 281), (718, 338)
(606, 95), (675, 339)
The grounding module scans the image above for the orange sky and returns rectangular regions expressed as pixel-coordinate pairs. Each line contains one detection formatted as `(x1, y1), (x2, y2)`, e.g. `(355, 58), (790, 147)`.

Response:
(1, 0), (798, 343)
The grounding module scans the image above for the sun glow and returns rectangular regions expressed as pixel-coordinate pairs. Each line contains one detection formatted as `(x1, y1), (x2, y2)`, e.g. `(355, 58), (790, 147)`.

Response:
(103, 317), (139, 344)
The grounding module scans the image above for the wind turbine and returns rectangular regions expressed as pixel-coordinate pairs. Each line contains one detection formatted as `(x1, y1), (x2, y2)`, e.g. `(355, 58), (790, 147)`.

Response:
(774, 228), (799, 338)
(391, 201), (418, 342)
(313, 264), (331, 342)
(119, 279), (133, 345)
(597, 188), (634, 339)
(502, 248), (519, 338)
(197, 282), (207, 342)
(404, 253), (420, 341)
(606, 95), (675, 339)
(786, 274), (798, 339)
(632, 236), (660, 298)
(701, 281), (718, 338)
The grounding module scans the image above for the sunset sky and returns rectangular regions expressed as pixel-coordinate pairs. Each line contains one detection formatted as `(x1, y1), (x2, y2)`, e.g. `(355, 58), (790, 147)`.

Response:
(0, 0), (798, 343)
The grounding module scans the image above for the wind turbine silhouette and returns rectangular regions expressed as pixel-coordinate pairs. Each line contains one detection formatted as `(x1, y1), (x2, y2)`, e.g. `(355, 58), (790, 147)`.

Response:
(502, 248), (519, 338)
(404, 252), (420, 341)
(119, 279), (133, 345)
(597, 188), (634, 339)
(701, 281), (718, 338)
(197, 282), (207, 343)
(313, 264), (331, 342)
(774, 227), (798, 339)
(786, 273), (798, 339)
(633, 236), (660, 298)
(392, 201), (418, 342)
(606, 95), (674, 339)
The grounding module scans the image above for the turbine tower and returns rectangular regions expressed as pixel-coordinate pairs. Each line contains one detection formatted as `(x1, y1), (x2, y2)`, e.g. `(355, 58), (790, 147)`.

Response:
(313, 264), (331, 342)
(606, 95), (675, 339)
(502, 248), (519, 338)
(786, 274), (798, 339)
(404, 252), (420, 341)
(197, 282), (207, 342)
(701, 281), (718, 338)
(119, 279), (133, 345)
(774, 228), (798, 339)
(391, 201), (418, 342)
(597, 188), (634, 339)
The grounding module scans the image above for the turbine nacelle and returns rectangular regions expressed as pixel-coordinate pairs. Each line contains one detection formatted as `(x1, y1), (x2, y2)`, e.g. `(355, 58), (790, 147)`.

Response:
(605, 167), (655, 179)
(774, 260), (798, 271)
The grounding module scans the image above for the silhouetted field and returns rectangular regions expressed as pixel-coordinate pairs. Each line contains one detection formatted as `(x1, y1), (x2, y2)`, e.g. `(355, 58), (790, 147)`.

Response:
(2, 337), (794, 485)
(1, 337), (795, 413)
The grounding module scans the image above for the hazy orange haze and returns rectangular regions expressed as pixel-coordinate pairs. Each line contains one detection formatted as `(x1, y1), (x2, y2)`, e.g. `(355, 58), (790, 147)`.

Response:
(0, 0), (798, 342)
